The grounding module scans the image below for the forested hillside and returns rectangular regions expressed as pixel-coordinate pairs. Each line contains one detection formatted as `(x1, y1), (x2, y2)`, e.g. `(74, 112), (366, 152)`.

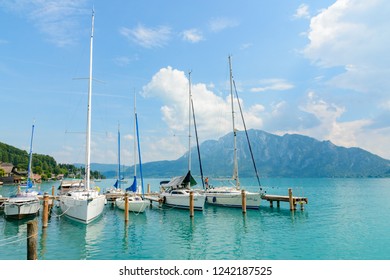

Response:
(0, 142), (104, 180)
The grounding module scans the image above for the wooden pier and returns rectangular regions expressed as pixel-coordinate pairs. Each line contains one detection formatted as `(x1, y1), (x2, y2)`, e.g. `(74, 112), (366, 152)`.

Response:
(262, 188), (308, 211)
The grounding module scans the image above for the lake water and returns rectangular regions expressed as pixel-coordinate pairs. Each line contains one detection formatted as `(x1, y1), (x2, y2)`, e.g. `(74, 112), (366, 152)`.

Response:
(1, 177), (390, 260)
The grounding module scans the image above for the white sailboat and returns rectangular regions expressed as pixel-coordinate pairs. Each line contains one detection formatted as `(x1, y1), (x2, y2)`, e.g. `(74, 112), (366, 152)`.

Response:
(204, 56), (262, 209)
(116, 94), (149, 213)
(159, 72), (206, 210)
(59, 10), (105, 224)
(4, 124), (40, 220)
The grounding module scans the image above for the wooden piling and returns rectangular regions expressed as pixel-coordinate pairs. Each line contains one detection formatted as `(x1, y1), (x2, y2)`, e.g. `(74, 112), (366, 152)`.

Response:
(42, 193), (49, 228)
(27, 220), (38, 260)
(17, 185), (21, 194)
(241, 190), (247, 214)
(51, 186), (55, 196)
(147, 183), (151, 194)
(124, 193), (129, 222)
(189, 191), (194, 217)
(288, 188), (296, 211)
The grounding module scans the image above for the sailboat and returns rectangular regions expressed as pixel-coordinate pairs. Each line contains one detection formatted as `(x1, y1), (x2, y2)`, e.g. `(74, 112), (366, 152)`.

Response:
(4, 124), (40, 220)
(115, 95), (149, 213)
(159, 72), (206, 210)
(204, 56), (262, 209)
(104, 124), (125, 202)
(59, 10), (105, 224)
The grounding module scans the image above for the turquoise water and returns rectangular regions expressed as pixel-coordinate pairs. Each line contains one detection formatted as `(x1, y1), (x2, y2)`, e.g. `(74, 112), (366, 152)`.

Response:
(1, 178), (389, 260)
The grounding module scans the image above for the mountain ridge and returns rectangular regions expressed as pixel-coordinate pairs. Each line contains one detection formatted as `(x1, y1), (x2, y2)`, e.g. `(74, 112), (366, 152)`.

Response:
(87, 129), (390, 178)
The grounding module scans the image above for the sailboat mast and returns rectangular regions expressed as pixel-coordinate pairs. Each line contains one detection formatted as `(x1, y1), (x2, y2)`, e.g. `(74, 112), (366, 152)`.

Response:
(134, 94), (145, 196)
(188, 71), (192, 174)
(133, 93), (137, 179)
(85, 10), (94, 190)
(229, 56), (239, 188)
(27, 124), (35, 187)
(117, 123), (121, 189)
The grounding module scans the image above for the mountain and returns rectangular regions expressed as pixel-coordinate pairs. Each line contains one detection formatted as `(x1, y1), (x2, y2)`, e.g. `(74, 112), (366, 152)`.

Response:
(89, 129), (390, 178)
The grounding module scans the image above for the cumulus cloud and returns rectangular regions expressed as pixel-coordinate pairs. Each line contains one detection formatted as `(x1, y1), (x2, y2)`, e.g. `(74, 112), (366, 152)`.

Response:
(120, 24), (171, 48)
(297, 92), (372, 149)
(141, 67), (264, 159)
(303, 0), (390, 94)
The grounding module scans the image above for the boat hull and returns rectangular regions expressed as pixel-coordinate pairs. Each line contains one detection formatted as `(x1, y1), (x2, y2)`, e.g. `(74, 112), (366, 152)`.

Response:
(60, 191), (105, 224)
(160, 192), (205, 210)
(115, 197), (149, 213)
(4, 196), (40, 220)
(205, 189), (261, 209)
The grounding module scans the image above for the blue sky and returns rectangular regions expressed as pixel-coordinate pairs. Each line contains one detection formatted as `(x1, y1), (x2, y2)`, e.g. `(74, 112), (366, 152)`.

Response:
(1, 0), (389, 166)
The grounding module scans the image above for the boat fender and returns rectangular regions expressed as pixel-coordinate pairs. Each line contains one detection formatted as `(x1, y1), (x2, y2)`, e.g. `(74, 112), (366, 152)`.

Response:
(213, 197), (217, 203)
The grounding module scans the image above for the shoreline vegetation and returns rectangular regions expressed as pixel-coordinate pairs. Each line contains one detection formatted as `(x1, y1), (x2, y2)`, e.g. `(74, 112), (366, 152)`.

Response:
(0, 142), (105, 184)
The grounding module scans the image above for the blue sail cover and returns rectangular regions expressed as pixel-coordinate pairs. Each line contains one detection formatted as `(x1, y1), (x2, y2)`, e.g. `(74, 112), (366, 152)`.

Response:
(113, 179), (119, 189)
(126, 176), (137, 192)
(27, 178), (33, 189)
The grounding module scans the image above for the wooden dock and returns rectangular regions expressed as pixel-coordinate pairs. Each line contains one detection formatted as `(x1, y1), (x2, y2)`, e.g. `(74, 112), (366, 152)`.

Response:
(262, 188), (308, 211)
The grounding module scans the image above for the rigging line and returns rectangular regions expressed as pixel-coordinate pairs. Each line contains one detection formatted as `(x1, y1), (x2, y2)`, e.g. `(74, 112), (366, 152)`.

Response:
(135, 113), (145, 198)
(232, 79), (262, 188)
(191, 96), (205, 189)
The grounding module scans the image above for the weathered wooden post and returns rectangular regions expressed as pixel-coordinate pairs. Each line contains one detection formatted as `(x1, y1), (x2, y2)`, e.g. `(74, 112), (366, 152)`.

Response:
(147, 183), (151, 194)
(189, 191), (194, 218)
(17, 185), (21, 194)
(288, 188), (295, 211)
(124, 193), (129, 222)
(42, 192), (49, 228)
(27, 220), (38, 260)
(51, 186), (55, 196)
(241, 190), (247, 214)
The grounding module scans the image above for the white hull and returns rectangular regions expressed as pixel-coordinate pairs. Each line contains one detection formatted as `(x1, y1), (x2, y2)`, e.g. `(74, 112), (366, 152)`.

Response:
(160, 191), (205, 210)
(4, 195), (40, 219)
(60, 189), (105, 224)
(115, 196), (149, 213)
(205, 188), (261, 209)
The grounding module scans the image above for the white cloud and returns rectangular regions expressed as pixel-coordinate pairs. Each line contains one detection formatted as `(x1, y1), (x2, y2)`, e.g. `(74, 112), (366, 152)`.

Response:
(141, 67), (264, 159)
(250, 79), (294, 92)
(296, 92), (372, 150)
(181, 29), (204, 43)
(294, 3), (310, 19)
(209, 17), (239, 32)
(120, 24), (171, 48)
(303, 0), (390, 94)
(0, 0), (89, 47)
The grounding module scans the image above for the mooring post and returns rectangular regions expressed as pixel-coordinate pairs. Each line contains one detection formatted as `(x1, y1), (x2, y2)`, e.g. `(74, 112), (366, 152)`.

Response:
(124, 193), (129, 222)
(147, 183), (151, 194)
(189, 191), (194, 218)
(288, 188), (295, 211)
(27, 220), (38, 260)
(42, 192), (49, 228)
(241, 190), (247, 214)
(51, 186), (55, 196)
